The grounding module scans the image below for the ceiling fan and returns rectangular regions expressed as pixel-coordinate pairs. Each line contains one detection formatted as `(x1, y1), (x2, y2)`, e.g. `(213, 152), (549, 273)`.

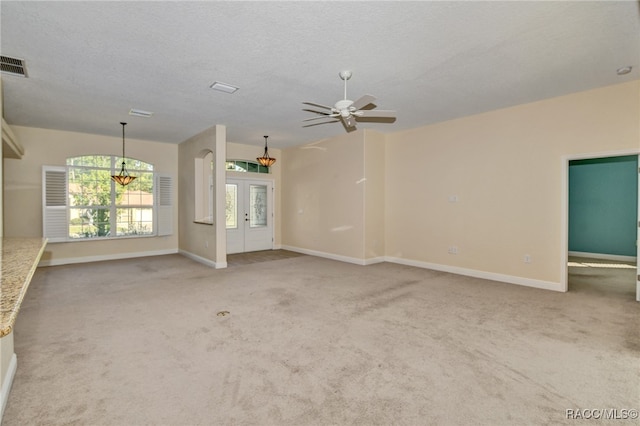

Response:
(302, 71), (396, 131)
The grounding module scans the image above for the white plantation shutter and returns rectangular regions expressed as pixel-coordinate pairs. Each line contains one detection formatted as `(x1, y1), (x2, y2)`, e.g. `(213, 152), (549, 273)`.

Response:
(156, 173), (173, 236)
(42, 166), (68, 242)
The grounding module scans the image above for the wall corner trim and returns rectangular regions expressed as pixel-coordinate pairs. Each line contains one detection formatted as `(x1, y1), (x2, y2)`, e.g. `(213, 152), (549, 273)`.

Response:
(364, 256), (385, 265)
(179, 249), (225, 269)
(384, 256), (563, 292)
(1, 118), (24, 158)
(281, 245), (371, 266)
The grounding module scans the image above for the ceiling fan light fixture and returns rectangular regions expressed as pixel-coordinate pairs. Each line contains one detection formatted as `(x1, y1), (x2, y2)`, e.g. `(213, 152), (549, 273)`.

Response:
(257, 135), (276, 167)
(111, 122), (136, 186)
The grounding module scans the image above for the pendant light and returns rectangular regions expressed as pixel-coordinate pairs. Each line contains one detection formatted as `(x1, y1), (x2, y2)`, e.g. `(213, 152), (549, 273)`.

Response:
(111, 122), (136, 186)
(257, 135), (276, 167)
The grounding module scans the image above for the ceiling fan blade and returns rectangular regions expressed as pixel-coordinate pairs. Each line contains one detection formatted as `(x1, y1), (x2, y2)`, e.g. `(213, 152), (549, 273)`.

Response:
(351, 94), (377, 110)
(303, 108), (333, 116)
(303, 101), (333, 110)
(302, 119), (340, 128)
(355, 109), (397, 118)
(303, 114), (339, 122)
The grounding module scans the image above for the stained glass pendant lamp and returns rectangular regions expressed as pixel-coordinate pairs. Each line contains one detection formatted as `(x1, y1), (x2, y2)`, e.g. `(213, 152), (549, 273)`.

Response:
(111, 122), (136, 186)
(257, 135), (276, 167)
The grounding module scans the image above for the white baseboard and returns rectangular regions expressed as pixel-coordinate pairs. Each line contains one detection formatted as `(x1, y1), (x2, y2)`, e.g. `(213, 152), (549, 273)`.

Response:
(364, 256), (386, 265)
(1, 353), (17, 422)
(39, 249), (179, 267)
(178, 250), (226, 269)
(281, 245), (383, 266)
(568, 251), (637, 263)
(281, 246), (559, 291)
(385, 256), (563, 292)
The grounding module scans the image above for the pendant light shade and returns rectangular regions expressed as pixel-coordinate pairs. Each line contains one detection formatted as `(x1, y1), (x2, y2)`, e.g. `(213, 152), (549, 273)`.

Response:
(111, 122), (136, 186)
(257, 135), (276, 167)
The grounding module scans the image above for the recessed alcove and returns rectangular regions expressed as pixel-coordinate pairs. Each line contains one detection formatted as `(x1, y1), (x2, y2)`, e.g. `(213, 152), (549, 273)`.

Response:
(194, 150), (213, 224)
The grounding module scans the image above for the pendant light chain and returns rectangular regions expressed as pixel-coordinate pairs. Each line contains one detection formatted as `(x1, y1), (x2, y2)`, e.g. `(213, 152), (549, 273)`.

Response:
(111, 122), (136, 186)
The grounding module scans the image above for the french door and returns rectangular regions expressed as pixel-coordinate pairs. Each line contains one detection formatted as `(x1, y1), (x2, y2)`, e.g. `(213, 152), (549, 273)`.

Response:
(226, 178), (273, 254)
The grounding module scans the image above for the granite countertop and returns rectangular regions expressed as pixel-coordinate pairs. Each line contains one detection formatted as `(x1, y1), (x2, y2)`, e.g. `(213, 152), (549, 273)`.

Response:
(0, 237), (47, 338)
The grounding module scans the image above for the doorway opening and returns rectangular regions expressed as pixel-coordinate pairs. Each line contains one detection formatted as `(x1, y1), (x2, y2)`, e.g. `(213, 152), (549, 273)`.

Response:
(562, 152), (639, 301)
(226, 178), (274, 254)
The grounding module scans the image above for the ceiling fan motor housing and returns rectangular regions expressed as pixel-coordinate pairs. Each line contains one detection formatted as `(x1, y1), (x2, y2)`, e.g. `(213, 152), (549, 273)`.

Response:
(339, 70), (352, 80)
(335, 99), (354, 117)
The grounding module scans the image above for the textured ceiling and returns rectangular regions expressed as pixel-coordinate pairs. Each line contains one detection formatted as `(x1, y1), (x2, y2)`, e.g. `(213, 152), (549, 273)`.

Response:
(1, 1), (638, 149)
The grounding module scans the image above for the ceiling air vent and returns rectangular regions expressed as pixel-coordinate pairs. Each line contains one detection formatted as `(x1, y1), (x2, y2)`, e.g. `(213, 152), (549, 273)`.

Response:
(0, 55), (28, 77)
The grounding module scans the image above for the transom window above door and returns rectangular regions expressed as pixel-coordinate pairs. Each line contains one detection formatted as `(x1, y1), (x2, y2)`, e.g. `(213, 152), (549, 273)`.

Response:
(226, 160), (270, 174)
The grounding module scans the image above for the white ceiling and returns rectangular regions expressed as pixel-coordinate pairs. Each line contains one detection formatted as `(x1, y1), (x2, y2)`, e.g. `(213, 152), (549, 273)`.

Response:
(1, 1), (638, 149)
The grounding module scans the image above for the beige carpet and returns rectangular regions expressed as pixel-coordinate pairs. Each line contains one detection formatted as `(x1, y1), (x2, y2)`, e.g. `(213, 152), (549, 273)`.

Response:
(3, 254), (639, 425)
(226, 250), (305, 267)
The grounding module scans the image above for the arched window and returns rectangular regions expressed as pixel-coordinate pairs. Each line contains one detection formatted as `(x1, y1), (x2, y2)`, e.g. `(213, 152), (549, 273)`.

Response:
(42, 154), (173, 242)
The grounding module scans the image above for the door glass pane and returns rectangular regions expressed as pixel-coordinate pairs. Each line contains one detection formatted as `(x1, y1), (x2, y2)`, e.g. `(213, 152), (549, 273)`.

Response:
(226, 184), (238, 229)
(249, 184), (267, 228)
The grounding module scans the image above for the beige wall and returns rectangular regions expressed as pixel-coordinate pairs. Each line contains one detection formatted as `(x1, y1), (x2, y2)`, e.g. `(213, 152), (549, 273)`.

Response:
(178, 125), (226, 266)
(364, 131), (386, 261)
(281, 129), (387, 263)
(385, 80), (639, 287)
(281, 131), (368, 261)
(3, 126), (179, 264)
(226, 141), (282, 246)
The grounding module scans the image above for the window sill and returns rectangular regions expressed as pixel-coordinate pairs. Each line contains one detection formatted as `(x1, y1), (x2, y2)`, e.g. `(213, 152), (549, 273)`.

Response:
(51, 234), (159, 243)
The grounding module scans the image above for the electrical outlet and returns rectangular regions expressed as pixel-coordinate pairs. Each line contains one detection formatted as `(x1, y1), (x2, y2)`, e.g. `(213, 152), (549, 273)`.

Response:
(448, 246), (459, 255)
(524, 254), (532, 263)
(205, 241), (209, 248)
